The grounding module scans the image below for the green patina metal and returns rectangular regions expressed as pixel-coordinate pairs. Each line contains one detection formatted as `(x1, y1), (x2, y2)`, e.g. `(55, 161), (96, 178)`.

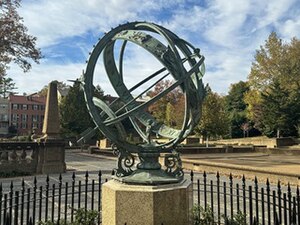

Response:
(80, 21), (205, 185)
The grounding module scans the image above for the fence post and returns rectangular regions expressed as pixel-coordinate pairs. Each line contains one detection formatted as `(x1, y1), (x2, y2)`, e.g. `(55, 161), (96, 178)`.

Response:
(277, 181), (282, 224)
(98, 170), (102, 225)
(71, 172), (75, 223)
(91, 180), (95, 211)
(242, 175), (246, 224)
(85, 171), (89, 213)
(254, 177), (259, 224)
(21, 179), (25, 225)
(224, 181), (227, 220)
(261, 187), (265, 225)
(26, 188), (30, 225)
(272, 190), (276, 225)
(51, 184), (55, 222)
(58, 174), (62, 222)
(203, 171), (207, 210)
(266, 179), (271, 225)
(236, 183), (240, 213)
(216, 172), (220, 225)
(13, 191), (19, 225)
(45, 175), (49, 221)
(3, 194), (7, 225)
(249, 186), (253, 225)
(229, 173), (233, 219)
(78, 180), (82, 209)
(9, 181), (13, 222)
(190, 170), (194, 182)
(297, 186), (300, 225)
(0, 183), (2, 224)
(33, 177), (37, 225)
(292, 197), (297, 224)
(283, 193), (287, 225)
(65, 182), (68, 224)
(39, 186), (42, 222)
(210, 180), (214, 215)
(287, 183), (292, 224)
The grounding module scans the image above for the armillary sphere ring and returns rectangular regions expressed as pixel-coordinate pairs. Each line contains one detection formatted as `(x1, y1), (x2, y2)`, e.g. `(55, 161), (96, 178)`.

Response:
(81, 21), (205, 184)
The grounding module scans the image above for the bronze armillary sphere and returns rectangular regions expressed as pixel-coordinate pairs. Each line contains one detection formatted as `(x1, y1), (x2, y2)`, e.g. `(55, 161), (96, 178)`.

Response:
(81, 21), (205, 185)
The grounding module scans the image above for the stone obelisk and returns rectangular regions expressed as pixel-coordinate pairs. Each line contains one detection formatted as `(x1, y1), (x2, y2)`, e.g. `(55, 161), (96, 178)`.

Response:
(37, 81), (66, 174)
(42, 81), (60, 139)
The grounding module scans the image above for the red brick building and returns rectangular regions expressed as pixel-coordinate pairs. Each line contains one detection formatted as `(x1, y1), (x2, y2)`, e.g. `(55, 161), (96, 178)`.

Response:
(8, 94), (46, 135)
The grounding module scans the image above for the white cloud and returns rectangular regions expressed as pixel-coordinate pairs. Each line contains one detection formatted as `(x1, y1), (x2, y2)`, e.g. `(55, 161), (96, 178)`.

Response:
(9, 62), (85, 94)
(19, 0), (184, 48)
(281, 18), (300, 40)
(9, 0), (300, 95)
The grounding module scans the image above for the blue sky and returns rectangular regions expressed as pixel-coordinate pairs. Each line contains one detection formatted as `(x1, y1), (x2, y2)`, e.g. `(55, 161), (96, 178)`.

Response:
(9, 0), (300, 95)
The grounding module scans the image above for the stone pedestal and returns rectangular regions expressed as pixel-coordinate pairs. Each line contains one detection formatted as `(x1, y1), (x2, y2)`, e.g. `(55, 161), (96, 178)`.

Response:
(102, 179), (193, 225)
(37, 140), (66, 174)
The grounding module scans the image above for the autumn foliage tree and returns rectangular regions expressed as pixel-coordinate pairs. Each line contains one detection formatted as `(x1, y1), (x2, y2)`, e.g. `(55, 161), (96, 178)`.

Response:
(147, 80), (184, 128)
(0, 0), (42, 75)
(195, 86), (230, 140)
(247, 32), (300, 137)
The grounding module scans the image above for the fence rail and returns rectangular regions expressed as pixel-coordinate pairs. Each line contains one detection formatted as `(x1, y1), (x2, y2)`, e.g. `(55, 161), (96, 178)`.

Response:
(0, 171), (299, 225)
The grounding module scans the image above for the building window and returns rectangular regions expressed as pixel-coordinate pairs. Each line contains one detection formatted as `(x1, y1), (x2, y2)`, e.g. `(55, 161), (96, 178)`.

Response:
(0, 104), (7, 109)
(32, 104), (39, 110)
(0, 114), (8, 121)
(12, 104), (18, 110)
(12, 122), (18, 128)
(22, 104), (28, 110)
(12, 114), (18, 121)
(0, 123), (8, 128)
(32, 115), (39, 122)
(21, 123), (27, 129)
(21, 114), (28, 122)
(40, 105), (45, 110)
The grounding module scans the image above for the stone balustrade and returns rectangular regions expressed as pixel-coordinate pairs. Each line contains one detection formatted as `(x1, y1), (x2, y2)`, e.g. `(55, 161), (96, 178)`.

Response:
(0, 141), (65, 175)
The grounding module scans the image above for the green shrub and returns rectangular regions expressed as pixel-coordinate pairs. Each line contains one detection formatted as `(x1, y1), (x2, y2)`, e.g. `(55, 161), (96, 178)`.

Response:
(192, 205), (248, 225)
(224, 211), (247, 225)
(192, 205), (215, 225)
(39, 208), (99, 225)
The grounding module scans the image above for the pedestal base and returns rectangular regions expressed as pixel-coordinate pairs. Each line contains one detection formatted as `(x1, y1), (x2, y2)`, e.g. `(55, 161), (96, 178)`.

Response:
(37, 140), (66, 174)
(102, 179), (193, 225)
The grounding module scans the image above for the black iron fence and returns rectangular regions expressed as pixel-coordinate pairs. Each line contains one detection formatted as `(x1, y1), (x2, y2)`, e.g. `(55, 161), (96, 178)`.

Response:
(0, 171), (299, 225)
(191, 171), (299, 225)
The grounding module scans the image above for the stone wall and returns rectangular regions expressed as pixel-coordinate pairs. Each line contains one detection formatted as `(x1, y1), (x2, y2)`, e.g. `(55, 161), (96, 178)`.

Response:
(176, 145), (254, 154)
(0, 142), (38, 174)
(211, 136), (296, 148)
(0, 141), (65, 175)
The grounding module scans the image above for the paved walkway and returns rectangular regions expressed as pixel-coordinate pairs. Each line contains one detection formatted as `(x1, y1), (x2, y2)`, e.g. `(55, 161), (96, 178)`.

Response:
(181, 152), (300, 186)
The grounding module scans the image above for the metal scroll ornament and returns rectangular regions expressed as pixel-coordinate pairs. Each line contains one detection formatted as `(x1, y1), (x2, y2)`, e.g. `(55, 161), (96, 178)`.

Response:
(81, 21), (205, 185)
